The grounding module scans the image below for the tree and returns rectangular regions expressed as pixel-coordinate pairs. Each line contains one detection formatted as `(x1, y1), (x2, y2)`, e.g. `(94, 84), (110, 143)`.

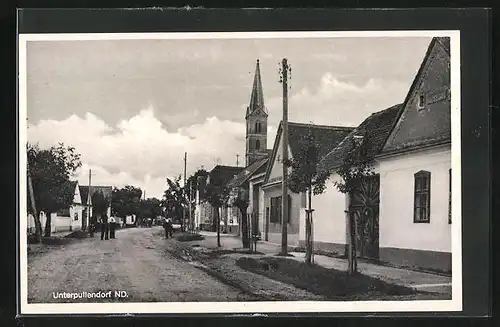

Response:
(91, 191), (110, 217)
(204, 182), (230, 247)
(332, 133), (375, 275)
(137, 197), (162, 222)
(282, 128), (329, 265)
(111, 185), (142, 220)
(230, 186), (250, 248)
(162, 176), (187, 231)
(27, 143), (82, 238)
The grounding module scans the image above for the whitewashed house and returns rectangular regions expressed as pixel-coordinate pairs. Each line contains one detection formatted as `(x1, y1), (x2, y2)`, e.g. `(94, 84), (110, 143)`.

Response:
(309, 37), (451, 272)
(261, 121), (353, 246)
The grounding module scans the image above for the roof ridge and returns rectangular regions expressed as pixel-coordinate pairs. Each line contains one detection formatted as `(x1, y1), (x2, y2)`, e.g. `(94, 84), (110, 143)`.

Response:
(285, 121), (355, 130)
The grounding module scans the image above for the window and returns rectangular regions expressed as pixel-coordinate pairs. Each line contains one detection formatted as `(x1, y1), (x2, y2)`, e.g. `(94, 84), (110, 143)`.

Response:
(270, 196), (281, 223)
(414, 170), (431, 223)
(255, 121), (261, 133)
(448, 169), (452, 224)
(255, 139), (260, 150)
(417, 93), (426, 110)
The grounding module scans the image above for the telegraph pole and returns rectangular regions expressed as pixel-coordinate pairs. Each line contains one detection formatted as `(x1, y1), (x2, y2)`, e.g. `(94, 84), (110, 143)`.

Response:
(189, 180), (193, 232)
(280, 58), (289, 255)
(183, 152), (187, 232)
(86, 168), (91, 231)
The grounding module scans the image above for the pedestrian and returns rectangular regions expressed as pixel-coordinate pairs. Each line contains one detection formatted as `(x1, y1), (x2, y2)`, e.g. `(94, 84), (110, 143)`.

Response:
(89, 215), (96, 237)
(162, 218), (169, 239)
(167, 217), (173, 238)
(100, 214), (109, 240)
(109, 216), (116, 239)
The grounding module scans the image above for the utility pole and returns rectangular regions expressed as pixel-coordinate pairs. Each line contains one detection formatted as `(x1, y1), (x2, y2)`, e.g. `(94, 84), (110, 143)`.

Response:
(86, 168), (91, 231)
(183, 152), (187, 232)
(280, 58), (289, 255)
(189, 180), (193, 232)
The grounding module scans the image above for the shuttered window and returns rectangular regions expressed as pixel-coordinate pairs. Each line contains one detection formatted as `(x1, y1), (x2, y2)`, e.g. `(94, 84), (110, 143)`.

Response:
(414, 170), (431, 223)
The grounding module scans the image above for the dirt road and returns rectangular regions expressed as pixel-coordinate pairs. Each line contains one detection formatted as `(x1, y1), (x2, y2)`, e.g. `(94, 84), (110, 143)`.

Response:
(27, 227), (256, 303)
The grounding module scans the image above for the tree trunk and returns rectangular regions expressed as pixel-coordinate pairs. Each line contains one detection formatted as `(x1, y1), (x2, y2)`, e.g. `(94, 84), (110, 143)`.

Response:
(216, 207), (221, 247)
(346, 203), (357, 275)
(223, 206), (228, 234)
(239, 206), (250, 248)
(34, 213), (43, 244)
(305, 188), (313, 265)
(44, 212), (52, 237)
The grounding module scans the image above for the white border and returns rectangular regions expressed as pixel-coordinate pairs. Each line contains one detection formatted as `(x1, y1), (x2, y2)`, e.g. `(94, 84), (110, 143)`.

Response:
(18, 30), (462, 314)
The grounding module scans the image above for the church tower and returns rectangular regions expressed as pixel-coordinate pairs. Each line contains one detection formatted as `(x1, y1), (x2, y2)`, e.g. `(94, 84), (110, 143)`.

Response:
(245, 59), (268, 167)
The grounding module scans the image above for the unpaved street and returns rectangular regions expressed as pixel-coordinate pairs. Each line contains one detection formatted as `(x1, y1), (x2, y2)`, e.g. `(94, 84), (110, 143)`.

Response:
(28, 227), (256, 303)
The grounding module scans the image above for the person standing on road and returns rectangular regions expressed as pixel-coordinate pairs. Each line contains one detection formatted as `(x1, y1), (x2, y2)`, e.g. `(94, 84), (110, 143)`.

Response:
(100, 214), (109, 240)
(109, 216), (116, 239)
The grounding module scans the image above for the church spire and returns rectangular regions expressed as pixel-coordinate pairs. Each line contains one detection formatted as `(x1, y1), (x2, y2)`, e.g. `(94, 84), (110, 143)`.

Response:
(246, 59), (266, 117)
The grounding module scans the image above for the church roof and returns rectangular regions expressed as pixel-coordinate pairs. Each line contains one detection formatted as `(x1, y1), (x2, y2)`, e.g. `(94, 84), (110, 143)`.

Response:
(246, 59), (267, 117)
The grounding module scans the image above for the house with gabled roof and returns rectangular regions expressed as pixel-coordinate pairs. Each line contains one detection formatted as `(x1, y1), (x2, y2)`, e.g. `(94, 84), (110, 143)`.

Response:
(261, 121), (354, 246)
(311, 36), (451, 273)
(36, 181), (113, 233)
(375, 36), (452, 272)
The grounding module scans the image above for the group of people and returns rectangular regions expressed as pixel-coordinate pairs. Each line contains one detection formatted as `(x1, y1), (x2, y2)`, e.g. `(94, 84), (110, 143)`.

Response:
(89, 214), (118, 240)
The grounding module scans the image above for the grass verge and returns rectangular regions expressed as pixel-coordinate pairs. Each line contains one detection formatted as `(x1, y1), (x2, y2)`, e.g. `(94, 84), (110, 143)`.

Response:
(236, 257), (418, 301)
(175, 232), (205, 242)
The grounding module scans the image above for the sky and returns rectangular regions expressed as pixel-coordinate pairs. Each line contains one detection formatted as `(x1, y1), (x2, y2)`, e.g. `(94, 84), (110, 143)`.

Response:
(26, 36), (432, 199)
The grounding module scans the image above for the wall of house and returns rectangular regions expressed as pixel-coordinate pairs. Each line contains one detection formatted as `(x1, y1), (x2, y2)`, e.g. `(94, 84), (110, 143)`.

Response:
(267, 134), (292, 183)
(262, 184), (301, 246)
(378, 146), (452, 272)
(298, 174), (348, 254)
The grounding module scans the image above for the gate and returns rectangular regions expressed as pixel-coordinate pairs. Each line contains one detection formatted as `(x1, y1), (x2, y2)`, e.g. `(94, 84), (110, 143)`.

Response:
(349, 174), (380, 260)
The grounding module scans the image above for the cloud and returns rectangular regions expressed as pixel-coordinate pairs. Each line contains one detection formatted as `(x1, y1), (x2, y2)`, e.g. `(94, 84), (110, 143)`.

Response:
(266, 72), (410, 132)
(27, 106), (246, 198)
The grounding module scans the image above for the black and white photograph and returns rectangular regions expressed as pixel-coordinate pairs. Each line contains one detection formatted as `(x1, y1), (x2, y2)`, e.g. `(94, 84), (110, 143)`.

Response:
(18, 30), (461, 314)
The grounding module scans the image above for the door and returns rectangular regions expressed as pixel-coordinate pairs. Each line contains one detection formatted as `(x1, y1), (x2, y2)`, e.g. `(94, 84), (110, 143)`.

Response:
(349, 174), (380, 260)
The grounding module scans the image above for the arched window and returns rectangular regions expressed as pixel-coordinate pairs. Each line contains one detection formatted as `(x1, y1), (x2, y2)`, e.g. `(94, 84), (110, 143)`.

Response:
(255, 121), (261, 133)
(255, 139), (260, 150)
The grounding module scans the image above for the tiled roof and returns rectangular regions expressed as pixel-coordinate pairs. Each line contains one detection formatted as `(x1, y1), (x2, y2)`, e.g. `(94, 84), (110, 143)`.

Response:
(227, 157), (269, 188)
(208, 165), (244, 187)
(288, 122), (353, 160)
(318, 104), (402, 172)
(264, 122), (354, 183)
(79, 185), (112, 205)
